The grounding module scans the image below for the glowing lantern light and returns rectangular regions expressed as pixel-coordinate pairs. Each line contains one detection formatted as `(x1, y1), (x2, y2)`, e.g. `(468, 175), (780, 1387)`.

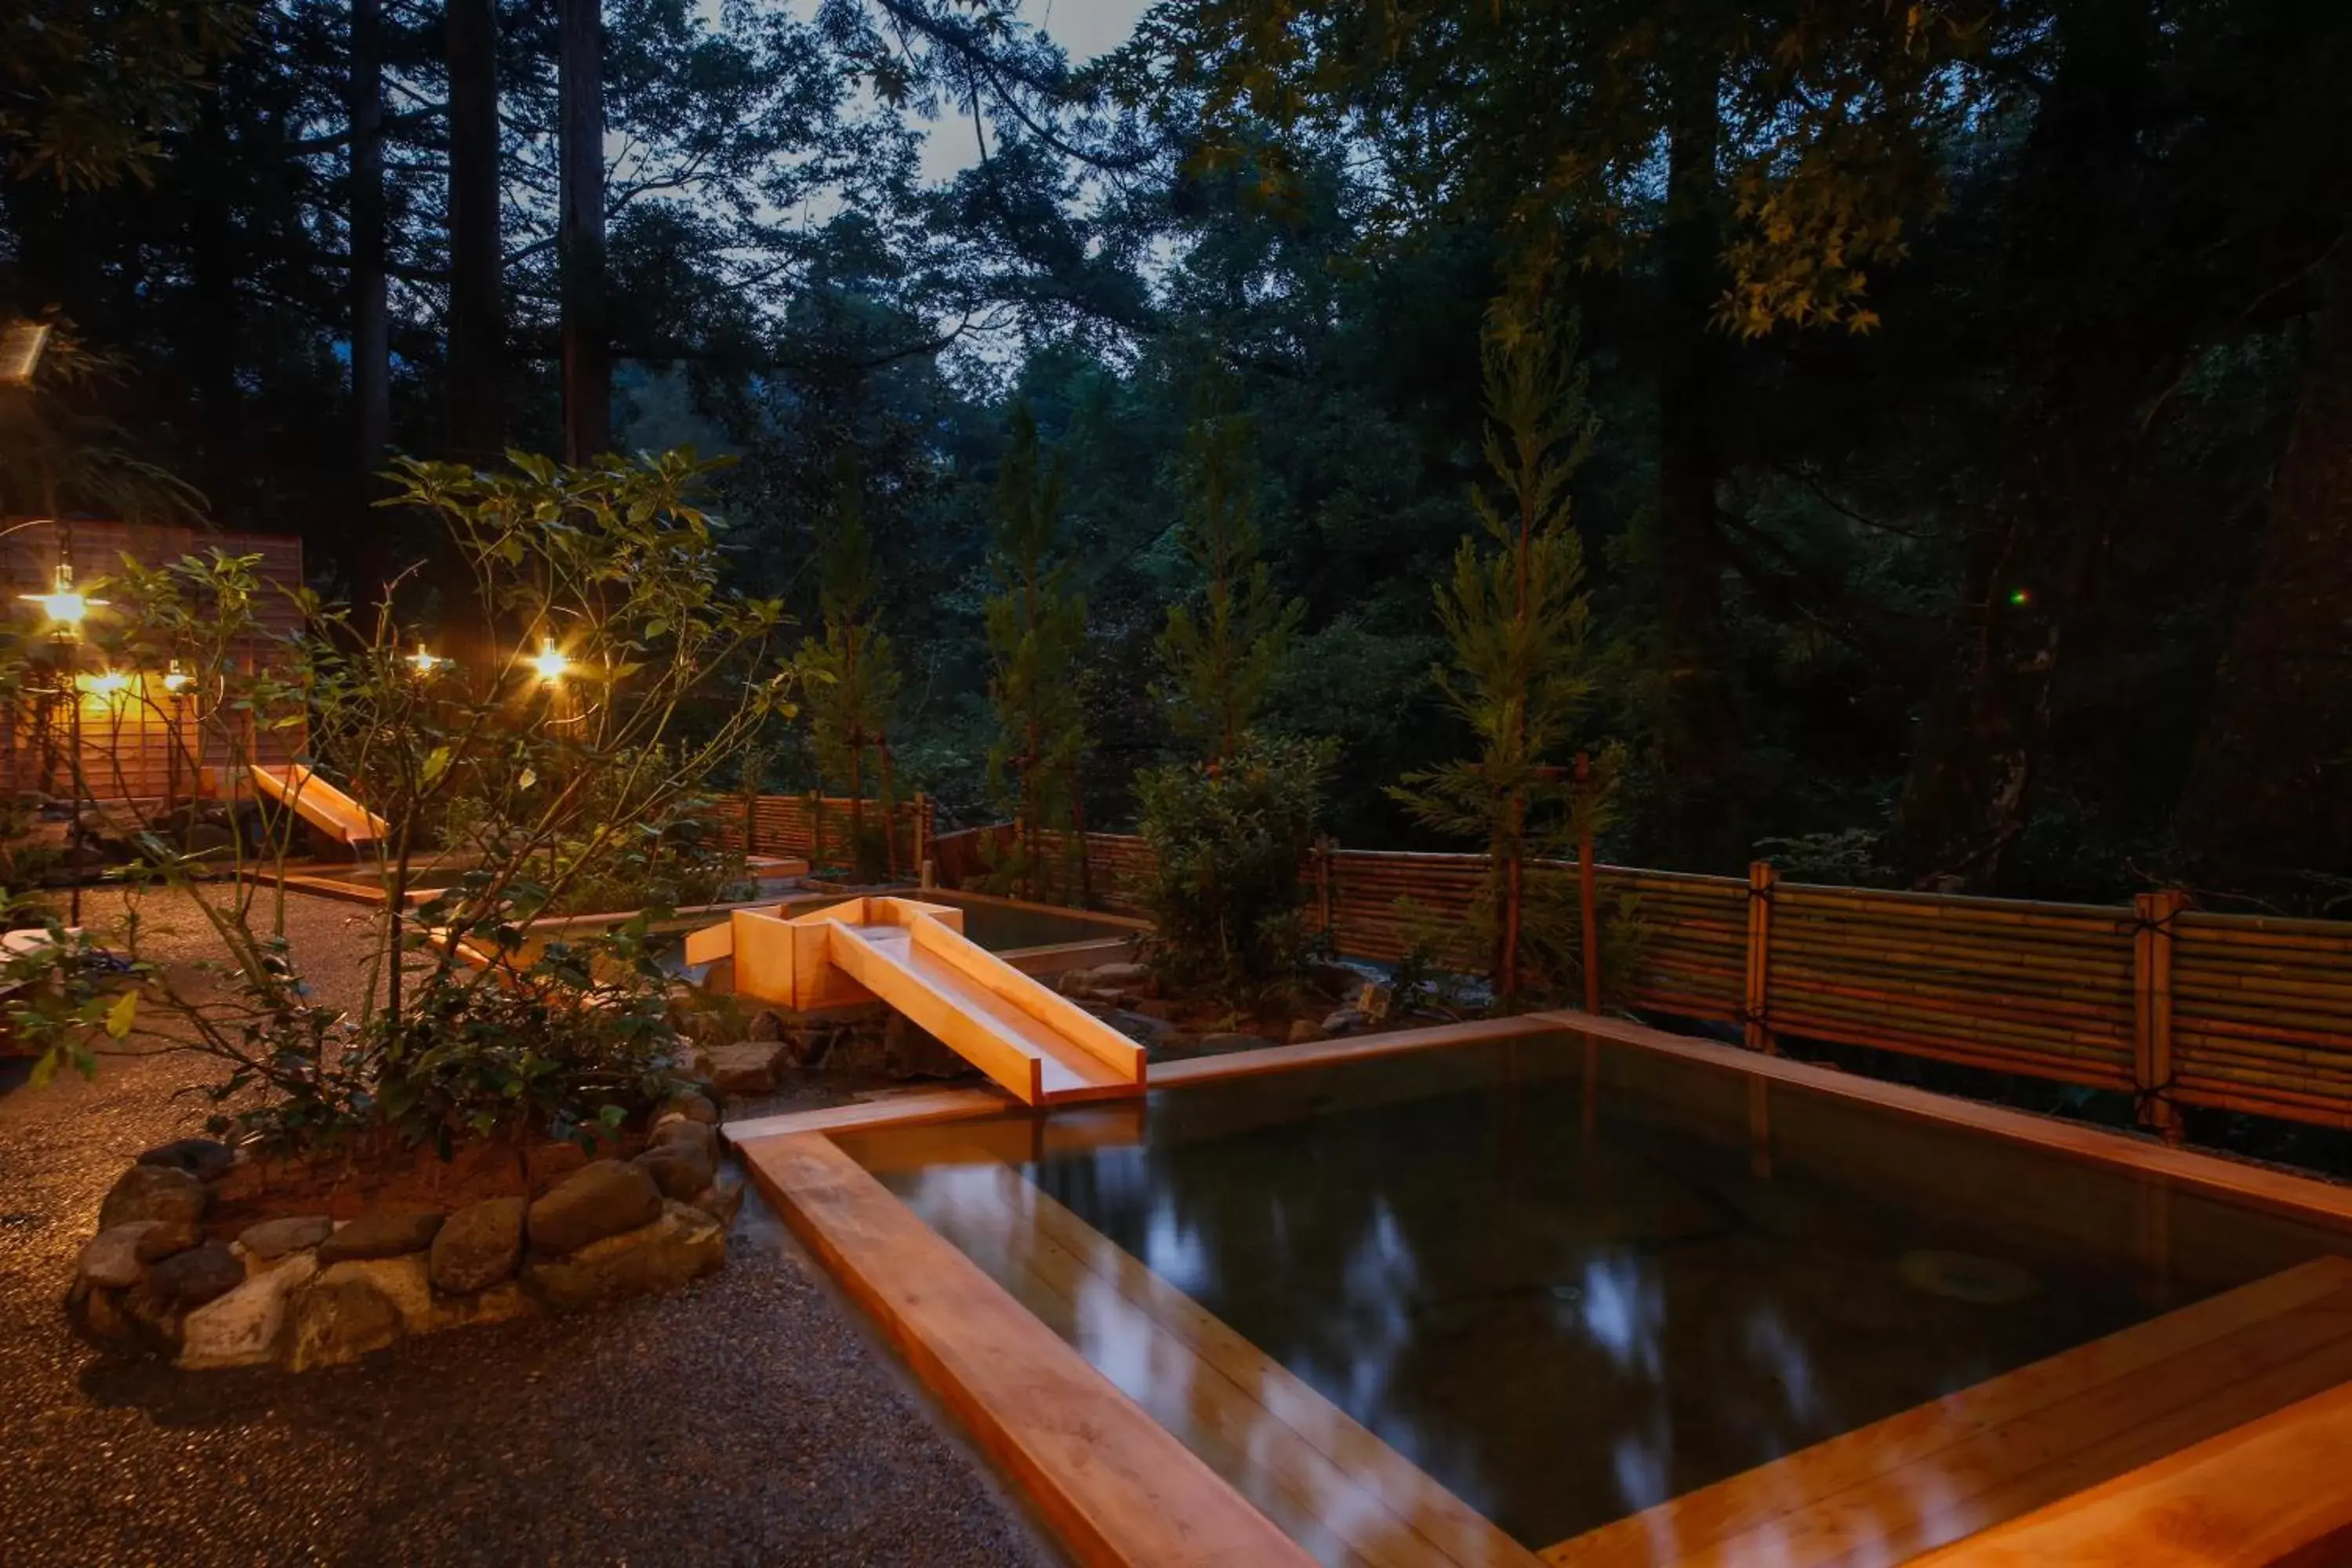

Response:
(408, 641), (445, 677)
(162, 660), (192, 694)
(87, 669), (131, 697)
(22, 561), (101, 631)
(531, 638), (569, 684)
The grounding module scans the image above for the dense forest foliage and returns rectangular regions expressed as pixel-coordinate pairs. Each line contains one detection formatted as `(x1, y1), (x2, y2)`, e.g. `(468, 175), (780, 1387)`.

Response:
(5, 0), (2350, 909)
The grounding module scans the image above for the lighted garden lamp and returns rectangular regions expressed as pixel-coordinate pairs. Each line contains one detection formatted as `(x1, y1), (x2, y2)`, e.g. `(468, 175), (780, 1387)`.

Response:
(531, 637), (569, 684)
(0, 318), (49, 385)
(85, 668), (132, 702)
(21, 561), (102, 635)
(162, 660), (192, 695)
(407, 641), (445, 677)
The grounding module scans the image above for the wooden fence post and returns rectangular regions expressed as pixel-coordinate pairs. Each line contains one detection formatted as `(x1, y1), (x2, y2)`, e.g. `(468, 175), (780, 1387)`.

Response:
(1744, 861), (1777, 1054)
(2134, 888), (2189, 1142)
(1316, 835), (1335, 938)
(1577, 753), (1600, 1015)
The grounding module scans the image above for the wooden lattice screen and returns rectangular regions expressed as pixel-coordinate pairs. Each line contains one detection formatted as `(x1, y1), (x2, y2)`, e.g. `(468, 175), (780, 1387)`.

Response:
(927, 823), (2352, 1136)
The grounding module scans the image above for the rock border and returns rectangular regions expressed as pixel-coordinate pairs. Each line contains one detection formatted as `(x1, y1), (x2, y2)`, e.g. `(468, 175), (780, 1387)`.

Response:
(67, 1094), (743, 1372)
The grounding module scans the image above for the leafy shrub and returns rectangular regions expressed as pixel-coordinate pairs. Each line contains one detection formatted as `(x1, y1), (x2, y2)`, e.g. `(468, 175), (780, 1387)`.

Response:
(1135, 732), (1333, 1007)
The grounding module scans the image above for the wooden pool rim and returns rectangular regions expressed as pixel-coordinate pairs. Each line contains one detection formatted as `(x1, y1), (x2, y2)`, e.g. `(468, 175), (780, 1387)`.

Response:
(731, 1011), (2352, 1567)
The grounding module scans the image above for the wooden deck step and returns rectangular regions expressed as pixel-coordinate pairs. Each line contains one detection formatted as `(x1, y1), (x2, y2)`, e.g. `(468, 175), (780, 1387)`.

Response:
(1541, 1254), (2352, 1567)
(743, 1132), (1316, 1568)
(912, 1151), (1548, 1568)
(1911, 1377), (2352, 1565)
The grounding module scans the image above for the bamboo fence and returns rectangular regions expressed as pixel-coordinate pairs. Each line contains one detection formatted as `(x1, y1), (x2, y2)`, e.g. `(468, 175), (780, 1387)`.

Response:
(927, 823), (2352, 1136)
(721, 792), (933, 876)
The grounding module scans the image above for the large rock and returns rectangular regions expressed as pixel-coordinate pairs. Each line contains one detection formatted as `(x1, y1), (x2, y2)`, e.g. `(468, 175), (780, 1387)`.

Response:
(882, 1015), (968, 1079)
(688, 1175), (744, 1227)
(76, 1223), (162, 1290)
(703, 1042), (780, 1096)
(634, 1140), (714, 1203)
(659, 1090), (718, 1127)
(238, 1214), (333, 1261)
(528, 1160), (662, 1258)
(524, 1200), (724, 1313)
(97, 1163), (208, 1231)
(136, 1138), (238, 1182)
(133, 1220), (204, 1263)
(746, 1009), (786, 1043)
(285, 1269), (405, 1370)
(66, 1281), (141, 1348)
(179, 1253), (316, 1370)
(648, 1116), (717, 1163)
(1063, 959), (1143, 992)
(1103, 1009), (1174, 1045)
(1321, 1007), (1367, 1037)
(316, 1209), (445, 1265)
(430, 1197), (525, 1295)
(138, 1243), (245, 1312)
(1287, 1018), (1327, 1045)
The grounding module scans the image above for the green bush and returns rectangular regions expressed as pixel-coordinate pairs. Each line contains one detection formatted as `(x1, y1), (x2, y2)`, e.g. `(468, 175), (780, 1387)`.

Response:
(1135, 732), (1332, 1007)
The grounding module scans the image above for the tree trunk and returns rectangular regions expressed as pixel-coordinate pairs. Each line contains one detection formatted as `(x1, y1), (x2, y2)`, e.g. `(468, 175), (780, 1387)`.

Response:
(2173, 224), (2352, 903)
(1890, 0), (2156, 891)
(348, 0), (391, 597)
(445, 0), (503, 463)
(1653, 46), (1747, 869)
(557, 0), (608, 463)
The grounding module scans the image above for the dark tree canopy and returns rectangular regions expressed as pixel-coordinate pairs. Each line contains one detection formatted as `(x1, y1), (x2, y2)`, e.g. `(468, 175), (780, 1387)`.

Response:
(5, 0), (2352, 908)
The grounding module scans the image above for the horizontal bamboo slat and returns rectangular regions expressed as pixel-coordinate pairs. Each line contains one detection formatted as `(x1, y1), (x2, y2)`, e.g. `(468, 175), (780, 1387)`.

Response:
(931, 822), (2352, 1131)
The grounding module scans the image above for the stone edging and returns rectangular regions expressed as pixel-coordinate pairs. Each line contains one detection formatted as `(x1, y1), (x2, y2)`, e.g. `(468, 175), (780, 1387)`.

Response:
(67, 1097), (742, 1371)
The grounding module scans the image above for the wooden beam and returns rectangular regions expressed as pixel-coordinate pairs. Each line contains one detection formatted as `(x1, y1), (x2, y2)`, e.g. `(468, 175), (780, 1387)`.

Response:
(741, 1134), (1317, 1568)
(1149, 1016), (1557, 1087)
(718, 1087), (1014, 1147)
(1911, 1378), (2352, 1566)
(1541, 1257), (2352, 1567)
(1530, 1011), (2352, 1233)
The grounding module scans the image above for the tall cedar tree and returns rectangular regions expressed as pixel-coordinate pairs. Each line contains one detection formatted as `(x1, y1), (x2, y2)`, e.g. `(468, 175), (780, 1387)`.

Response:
(1156, 371), (1302, 764)
(1391, 303), (1606, 1003)
(983, 402), (1089, 899)
(800, 466), (900, 875)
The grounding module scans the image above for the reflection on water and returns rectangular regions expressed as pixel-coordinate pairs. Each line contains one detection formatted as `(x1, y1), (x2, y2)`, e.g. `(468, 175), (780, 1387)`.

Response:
(861, 1036), (2343, 1552)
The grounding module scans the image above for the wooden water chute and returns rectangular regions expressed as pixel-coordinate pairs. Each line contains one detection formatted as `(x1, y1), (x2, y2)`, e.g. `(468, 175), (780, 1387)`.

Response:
(683, 896), (1146, 1107)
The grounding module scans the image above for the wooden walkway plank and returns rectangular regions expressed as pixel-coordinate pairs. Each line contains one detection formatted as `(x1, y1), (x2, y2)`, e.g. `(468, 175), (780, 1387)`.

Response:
(1908, 1378), (2352, 1566)
(1530, 1011), (2352, 1232)
(740, 1133), (1316, 1568)
(718, 1087), (1013, 1148)
(1541, 1257), (2352, 1567)
(1148, 1016), (1558, 1087)
(913, 1154), (1546, 1568)
(912, 1165), (1404, 1568)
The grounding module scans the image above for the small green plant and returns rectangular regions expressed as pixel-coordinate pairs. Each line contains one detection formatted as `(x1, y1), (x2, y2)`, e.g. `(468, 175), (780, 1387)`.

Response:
(1388, 896), (1478, 1017)
(1389, 299), (1619, 1007)
(1135, 731), (1333, 1007)
(6, 449), (797, 1160)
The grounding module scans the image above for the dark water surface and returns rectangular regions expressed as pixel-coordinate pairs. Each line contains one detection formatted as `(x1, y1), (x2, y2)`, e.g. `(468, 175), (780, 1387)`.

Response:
(852, 1035), (2348, 1551)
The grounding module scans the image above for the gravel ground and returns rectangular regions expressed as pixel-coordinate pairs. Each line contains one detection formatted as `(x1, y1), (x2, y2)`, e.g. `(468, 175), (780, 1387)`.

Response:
(0, 887), (1060, 1567)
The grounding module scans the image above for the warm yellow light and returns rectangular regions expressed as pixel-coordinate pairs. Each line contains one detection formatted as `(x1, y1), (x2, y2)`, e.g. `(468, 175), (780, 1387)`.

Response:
(162, 660), (191, 694)
(408, 641), (445, 677)
(531, 638), (568, 683)
(0, 319), (50, 385)
(20, 562), (102, 631)
(86, 669), (131, 697)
